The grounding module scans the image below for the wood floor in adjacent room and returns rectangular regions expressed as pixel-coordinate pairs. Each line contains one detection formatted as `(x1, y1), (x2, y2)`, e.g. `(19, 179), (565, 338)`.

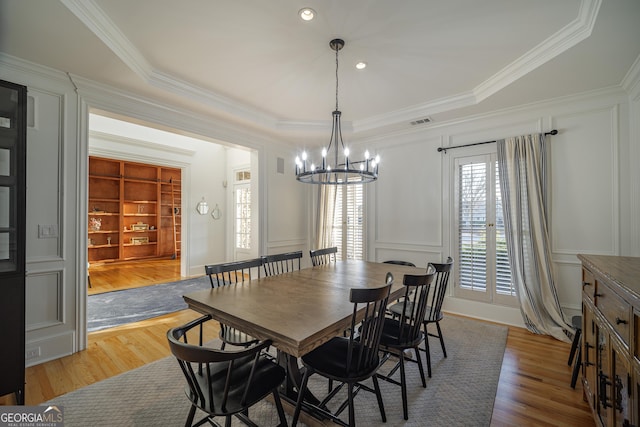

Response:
(2, 259), (595, 426)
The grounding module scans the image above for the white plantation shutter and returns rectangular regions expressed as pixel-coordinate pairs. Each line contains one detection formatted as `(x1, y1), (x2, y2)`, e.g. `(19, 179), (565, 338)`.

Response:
(332, 188), (343, 257)
(331, 179), (364, 260)
(345, 183), (364, 260)
(454, 154), (516, 306)
(458, 161), (488, 292)
(235, 185), (251, 249)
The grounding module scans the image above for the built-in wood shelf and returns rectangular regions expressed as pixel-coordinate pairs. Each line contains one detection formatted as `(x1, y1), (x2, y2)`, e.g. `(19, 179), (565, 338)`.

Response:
(88, 156), (181, 264)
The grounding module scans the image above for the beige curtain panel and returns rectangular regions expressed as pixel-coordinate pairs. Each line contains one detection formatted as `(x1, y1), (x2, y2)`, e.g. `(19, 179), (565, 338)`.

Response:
(315, 185), (337, 249)
(497, 133), (572, 343)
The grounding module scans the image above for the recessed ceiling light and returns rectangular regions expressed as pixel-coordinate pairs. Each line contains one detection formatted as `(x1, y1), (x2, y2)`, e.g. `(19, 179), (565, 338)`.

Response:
(356, 62), (367, 70)
(299, 8), (315, 21)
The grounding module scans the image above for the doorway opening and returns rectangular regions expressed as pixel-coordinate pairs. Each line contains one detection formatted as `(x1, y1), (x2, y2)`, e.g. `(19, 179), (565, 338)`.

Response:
(85, 111), (259, 331)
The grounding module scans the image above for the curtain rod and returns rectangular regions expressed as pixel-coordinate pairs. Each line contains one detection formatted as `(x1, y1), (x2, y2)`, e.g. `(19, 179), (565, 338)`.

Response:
(437, 129), (558, 153)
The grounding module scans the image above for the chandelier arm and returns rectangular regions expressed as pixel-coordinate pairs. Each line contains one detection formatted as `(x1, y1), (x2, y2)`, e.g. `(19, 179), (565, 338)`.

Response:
(334, 112), (339, 166)
(326, 113), (336, 154)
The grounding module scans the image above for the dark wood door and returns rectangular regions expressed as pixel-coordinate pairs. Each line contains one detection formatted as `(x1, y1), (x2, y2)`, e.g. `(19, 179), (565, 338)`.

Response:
(0, 79), (27, 404)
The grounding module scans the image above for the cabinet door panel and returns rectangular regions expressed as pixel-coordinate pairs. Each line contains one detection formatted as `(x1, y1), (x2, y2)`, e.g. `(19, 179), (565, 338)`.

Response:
(583, 305), (597, 410)
(611, 339), (632, 426)
(597, 321), (611, 426)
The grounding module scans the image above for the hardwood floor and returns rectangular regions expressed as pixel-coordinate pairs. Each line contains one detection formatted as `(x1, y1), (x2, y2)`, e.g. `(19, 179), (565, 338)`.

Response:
(2, 259), (595, 426)
(492, 326), (594, 426)
(88, 258), (183, 295)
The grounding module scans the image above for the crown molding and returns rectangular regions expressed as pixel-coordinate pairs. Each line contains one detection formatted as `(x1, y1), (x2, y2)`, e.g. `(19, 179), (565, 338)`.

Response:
(352, 84), (627, 146)
(60, 0), (152, 78)
(89, 130), (196, 157)
(352, 91), (477, 134)
(359, 0), (602, 131)
(622, 54), (640, 100)
(0, 52), (75, 88)
(62, 0), (604, 136)
(474, 0), (602, 102)
(61, 0), (278, 129)
(69, 73), (279, 151)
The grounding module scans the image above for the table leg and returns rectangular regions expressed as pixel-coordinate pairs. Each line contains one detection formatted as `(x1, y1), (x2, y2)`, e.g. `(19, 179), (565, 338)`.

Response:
(276, 350), (321, 406)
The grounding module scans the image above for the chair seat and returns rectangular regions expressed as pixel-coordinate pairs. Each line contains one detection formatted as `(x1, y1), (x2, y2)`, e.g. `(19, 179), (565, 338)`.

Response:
(189, 354), (285, 416)
(302, 337), (380, 380)
(571, 315), (582, 331)
(379, 318), (425, 350)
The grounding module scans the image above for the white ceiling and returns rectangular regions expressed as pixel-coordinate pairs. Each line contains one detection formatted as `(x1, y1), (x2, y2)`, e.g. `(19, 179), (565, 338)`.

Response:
(1, 0), (639, 143)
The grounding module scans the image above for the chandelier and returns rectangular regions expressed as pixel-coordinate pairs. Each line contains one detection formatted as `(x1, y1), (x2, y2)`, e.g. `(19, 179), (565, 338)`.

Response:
(295, 39), (380, 185)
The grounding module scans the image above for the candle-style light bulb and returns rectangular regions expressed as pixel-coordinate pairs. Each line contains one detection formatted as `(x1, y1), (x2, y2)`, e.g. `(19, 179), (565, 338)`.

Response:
(302, 151), (308, 161)
(322, 147), (327, 169)
(365, 150), (370, 159)
(375, 154), (380, 164)
(360, 164), (364, 171)
(344, 147), (350, 169)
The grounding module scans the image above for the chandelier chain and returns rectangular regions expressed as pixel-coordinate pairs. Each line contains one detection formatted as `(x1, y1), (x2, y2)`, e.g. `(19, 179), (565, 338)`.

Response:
(335, 45), (339, 112)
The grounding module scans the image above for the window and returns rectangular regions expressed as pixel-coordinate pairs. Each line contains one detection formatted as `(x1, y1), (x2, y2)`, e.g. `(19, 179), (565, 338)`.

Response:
(454, 153), (515, 306)
(331, 180), (364, 260)
(235, 170), (251, 250)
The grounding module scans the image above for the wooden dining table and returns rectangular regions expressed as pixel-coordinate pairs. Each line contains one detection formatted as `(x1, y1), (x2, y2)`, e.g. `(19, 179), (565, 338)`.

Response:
(182, 260), (424, 358)
(183, 259), (425, 415)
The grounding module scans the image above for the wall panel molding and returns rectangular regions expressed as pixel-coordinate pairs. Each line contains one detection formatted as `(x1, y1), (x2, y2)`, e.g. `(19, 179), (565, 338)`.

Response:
(25, 269), (63, 331)
(374, 136), (443, 247)
(550, 105), (619, 255)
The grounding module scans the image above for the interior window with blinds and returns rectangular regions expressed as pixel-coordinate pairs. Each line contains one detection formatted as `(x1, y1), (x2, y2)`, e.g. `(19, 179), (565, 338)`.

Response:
(454, 153), (516, 306)
(331, 180), (364, 260)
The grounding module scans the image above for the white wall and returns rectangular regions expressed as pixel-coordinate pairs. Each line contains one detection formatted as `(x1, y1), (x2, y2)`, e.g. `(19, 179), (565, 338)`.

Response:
(1, 56), (80, 365)
(262, 147), (309, 262)
(355, 87), (636, 326)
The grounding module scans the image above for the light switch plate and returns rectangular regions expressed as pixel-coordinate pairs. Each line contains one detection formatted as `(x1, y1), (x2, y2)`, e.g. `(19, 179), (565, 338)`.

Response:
(38, 224), (59, 238)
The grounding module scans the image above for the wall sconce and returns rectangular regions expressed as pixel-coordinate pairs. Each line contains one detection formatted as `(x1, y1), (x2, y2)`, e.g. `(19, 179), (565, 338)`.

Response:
(196, 197), (209, 215)
(211, 204), (221, 220)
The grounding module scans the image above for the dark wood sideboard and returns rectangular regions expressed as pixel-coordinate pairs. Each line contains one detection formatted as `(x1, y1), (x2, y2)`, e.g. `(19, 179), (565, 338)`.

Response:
(579, 254), (640, 427)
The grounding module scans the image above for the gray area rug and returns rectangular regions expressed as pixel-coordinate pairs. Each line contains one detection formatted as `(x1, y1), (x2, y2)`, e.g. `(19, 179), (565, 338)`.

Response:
(46, 316), (507, 426)
(87, 276), (210, 332)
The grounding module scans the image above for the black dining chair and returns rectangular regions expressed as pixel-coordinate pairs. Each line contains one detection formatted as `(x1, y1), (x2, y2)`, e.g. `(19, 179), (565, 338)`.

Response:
(263, 250), (303, 276)
(291, 279), (393, 427)
(309, 246), (338, 266)
(388, 256), (453, 378)
(378, 268), (436, 421)
(568, 314), (582, 388)
(167, 315), (288, 427)
(204, 258), (264, 349)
